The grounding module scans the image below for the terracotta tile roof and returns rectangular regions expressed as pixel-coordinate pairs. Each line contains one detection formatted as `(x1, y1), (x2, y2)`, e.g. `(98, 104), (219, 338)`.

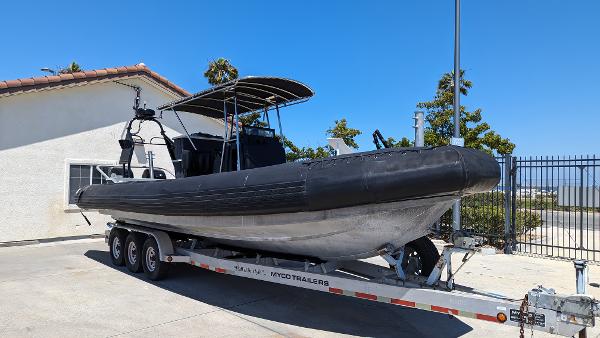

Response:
(0, 64), (190, 97)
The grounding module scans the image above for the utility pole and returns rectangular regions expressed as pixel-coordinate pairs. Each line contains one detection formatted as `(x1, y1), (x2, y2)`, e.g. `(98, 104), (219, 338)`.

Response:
(451, 0), (464, 231)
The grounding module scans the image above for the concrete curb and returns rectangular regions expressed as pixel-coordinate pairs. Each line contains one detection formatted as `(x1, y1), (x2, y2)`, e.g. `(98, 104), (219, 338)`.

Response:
(0, 234), (105, 248)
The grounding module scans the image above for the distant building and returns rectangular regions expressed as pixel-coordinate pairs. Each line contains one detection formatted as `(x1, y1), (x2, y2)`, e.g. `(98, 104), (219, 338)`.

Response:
(558, 186), (600, 208)
(0, 64), (222, 243)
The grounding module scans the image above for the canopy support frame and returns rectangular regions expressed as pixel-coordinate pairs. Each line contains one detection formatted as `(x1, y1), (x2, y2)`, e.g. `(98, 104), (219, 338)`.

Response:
(263, 106), (271, 129)
(275, 103), (284, 143)
(219, 98), (229, 173)
(234, 92), (241, 171)
(172, 109), (197, 151)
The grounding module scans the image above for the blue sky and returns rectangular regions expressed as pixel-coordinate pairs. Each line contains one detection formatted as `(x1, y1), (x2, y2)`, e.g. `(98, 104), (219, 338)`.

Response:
(1, 1), (599, 156)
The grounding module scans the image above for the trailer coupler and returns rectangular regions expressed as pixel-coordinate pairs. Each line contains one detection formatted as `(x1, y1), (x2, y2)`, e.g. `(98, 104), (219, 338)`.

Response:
(527, 286), (598, 328)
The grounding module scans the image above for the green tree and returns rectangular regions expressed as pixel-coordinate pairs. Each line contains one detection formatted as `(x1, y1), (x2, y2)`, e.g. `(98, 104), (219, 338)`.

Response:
(326, 118), (361, 149)
(385, 136), (412, 148)
(239, 112), (268, 128)
(59, 61), (82, 74)
(417, 70), (515, 155)
(285, 119), (361, 161)
(203, 58), (267, 128)
(284, 137), (333, 162)
(203, 58), (239, 86)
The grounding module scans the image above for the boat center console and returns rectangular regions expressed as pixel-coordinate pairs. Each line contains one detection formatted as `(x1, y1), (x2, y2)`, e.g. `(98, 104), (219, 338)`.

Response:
(173, 125), (286, 178)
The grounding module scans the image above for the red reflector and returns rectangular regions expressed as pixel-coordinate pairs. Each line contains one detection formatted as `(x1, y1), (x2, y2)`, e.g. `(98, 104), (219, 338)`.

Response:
(476, 313), (499, 322)
(431, 305), (450, 313)
(391, 299), (416, 307)
(200, 264), (209, 269)
(190, 260), (195, 265)
(215, 268), (226, 273)
(430, 306), (458, 315)
(355, 292), (377, 301)
(329, 287), (343, 294)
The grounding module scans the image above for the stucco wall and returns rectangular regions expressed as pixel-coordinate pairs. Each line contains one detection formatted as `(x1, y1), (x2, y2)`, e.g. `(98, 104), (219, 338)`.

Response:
(0, 77), (222, 242)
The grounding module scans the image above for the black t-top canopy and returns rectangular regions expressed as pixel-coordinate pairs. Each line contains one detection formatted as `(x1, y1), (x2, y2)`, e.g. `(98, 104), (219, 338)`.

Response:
(158, 76), (314, 118)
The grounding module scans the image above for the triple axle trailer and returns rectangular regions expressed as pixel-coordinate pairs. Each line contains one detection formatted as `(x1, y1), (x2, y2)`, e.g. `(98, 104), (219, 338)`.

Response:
(106, 221), (599, 337)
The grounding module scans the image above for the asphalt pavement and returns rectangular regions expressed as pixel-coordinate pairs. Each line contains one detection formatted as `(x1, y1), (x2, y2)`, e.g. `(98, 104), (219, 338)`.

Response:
(0, 238), (599, 337)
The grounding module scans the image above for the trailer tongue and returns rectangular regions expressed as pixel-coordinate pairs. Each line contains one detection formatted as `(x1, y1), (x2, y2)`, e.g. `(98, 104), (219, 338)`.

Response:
(106, 222), (599, 337)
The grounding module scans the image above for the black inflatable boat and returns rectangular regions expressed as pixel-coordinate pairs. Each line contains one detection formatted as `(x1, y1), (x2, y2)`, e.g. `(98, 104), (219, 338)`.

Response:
(76, 77), (500, 260)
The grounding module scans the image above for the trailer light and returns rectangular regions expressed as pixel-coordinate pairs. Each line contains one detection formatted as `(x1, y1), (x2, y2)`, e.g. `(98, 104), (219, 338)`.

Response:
(497, 312), (507, 323)
(167, 256), (173, 262)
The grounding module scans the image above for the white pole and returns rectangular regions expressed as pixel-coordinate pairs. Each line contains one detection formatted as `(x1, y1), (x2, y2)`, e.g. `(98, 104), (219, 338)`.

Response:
(148, 151), (155, 179)
(413, 111), (424, 147)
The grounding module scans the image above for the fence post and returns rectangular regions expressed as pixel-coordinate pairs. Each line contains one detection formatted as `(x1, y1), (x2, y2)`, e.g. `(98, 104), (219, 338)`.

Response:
(579, 165), (585, 250)
(511, 156), (517, 251)
(504, 154), (513, 254)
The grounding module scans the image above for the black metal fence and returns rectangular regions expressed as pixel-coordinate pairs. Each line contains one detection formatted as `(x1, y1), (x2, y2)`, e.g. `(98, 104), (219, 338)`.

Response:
(437, 154), (600, 261)
(514, 156), (600, 260)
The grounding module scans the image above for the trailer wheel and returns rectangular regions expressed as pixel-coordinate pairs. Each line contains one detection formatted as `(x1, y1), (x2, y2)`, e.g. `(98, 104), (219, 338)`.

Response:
(108, 228), (127, 266)
(399, 236), (440, 276)
(124, 232), (144, 273)
(142, 237), (169, 281)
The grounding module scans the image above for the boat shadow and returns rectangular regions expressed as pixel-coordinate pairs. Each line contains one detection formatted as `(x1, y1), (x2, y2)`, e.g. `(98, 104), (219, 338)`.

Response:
(85, 249), (473, 338)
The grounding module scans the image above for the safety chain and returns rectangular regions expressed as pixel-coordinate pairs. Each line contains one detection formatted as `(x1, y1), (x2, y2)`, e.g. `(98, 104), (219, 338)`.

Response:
(519, 294), (529, 338)
(529, 290), (542, 338)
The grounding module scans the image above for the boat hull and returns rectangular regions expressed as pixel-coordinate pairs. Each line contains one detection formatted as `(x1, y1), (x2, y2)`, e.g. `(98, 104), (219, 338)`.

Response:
(78, 146), (500, 260)
(101, 195), (456, 260)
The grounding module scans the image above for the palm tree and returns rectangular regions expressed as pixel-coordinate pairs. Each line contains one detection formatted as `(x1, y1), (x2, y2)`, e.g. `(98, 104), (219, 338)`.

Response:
(59, 62), (83, 74)
(437, 69), (472, 96)
(203, 58), (239, 85)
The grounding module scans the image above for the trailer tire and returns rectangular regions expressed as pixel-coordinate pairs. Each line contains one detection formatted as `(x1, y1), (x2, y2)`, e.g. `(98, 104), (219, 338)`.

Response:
(400, 236), (440, 276)
(124, 232), (144, 273)
(108, 228), (127, 266)
(142, 237), (169, 281)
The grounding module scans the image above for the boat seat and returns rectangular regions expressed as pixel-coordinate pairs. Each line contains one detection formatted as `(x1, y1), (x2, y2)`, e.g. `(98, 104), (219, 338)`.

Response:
(118, 133), (135, 165)
(142, 169), (167, 179)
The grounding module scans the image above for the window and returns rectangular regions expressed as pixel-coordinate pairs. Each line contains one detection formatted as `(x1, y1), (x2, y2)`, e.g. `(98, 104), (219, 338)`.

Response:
(68, 164), (111, 205)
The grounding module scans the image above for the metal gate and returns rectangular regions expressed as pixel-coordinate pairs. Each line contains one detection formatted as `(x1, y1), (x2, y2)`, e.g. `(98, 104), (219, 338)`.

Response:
(512, 155), (600, 261)
(437, 154), (600, 261)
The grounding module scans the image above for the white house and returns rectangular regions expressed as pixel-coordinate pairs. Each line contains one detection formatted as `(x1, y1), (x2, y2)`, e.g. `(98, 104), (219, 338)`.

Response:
(0, 64), (223, 243)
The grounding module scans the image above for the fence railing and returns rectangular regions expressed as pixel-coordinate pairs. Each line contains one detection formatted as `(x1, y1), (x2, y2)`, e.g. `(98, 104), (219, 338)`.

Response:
(436, 154), (600, 261)
(514, 156), (600, 260)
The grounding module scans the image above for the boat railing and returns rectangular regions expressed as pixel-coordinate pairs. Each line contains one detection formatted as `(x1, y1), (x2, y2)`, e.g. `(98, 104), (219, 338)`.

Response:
(95, 164), (175, 184)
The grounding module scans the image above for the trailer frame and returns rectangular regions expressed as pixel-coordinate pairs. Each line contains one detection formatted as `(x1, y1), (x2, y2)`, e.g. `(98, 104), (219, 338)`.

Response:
(106, 222), (599, 337)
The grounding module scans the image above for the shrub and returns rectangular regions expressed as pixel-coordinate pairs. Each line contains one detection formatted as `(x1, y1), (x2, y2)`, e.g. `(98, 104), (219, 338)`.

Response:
(438, 191), (542, 247)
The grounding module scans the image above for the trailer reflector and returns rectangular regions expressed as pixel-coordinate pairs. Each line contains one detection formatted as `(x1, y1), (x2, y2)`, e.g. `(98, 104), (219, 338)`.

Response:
(497, 312), (507, 323)
(391, 299), (416, 307)
(476, 313), (499, 322)
(355, 292), (377, 301)
(431, 305), (459, 315)
(329, 287), (343, 295)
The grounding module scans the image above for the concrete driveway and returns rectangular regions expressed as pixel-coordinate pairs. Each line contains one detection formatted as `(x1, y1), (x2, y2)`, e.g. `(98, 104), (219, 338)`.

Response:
(0, 239), (598, 337)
